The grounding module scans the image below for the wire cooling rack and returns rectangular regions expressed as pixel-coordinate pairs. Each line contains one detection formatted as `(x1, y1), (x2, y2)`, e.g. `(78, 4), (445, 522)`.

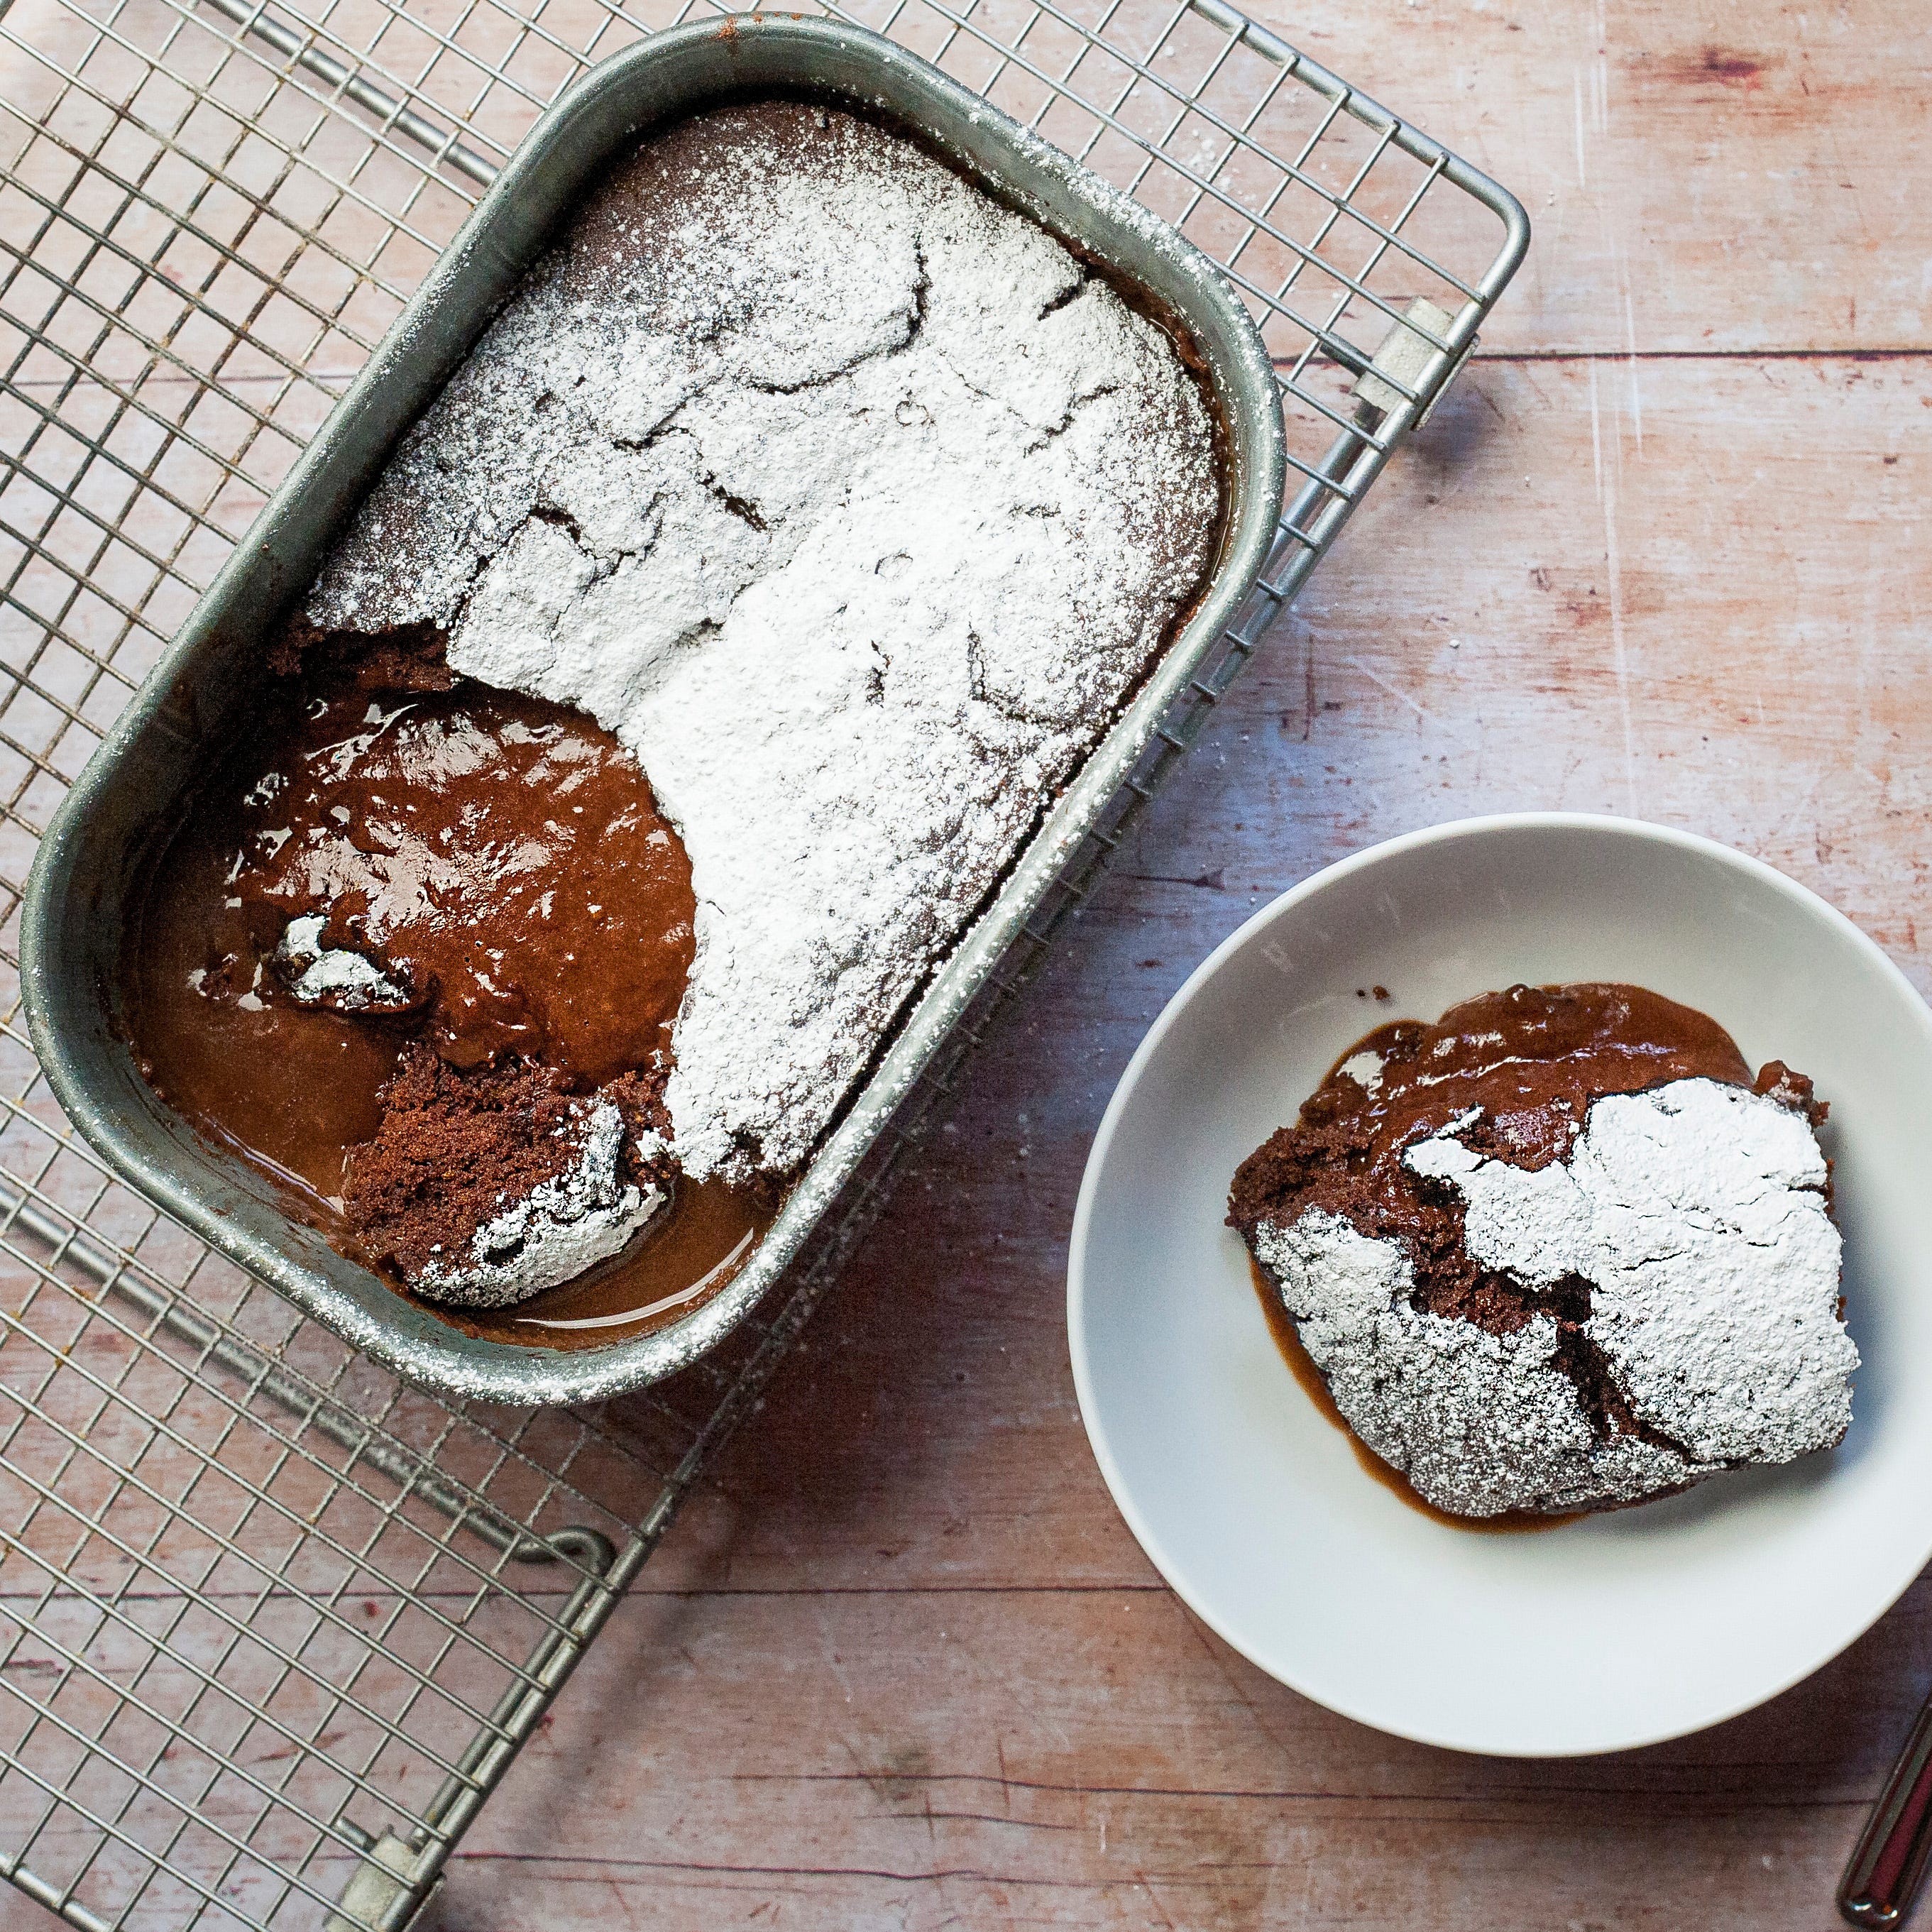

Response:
(0, 0), (1525, 1921)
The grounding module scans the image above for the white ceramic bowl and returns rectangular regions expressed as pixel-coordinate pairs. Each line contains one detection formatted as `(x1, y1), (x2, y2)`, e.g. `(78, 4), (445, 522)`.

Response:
(1068, 814), (1932, 1756)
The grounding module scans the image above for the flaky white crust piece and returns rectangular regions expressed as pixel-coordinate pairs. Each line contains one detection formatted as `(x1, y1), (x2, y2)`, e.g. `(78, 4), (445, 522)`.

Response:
(1253, 1078), (1856, 1517)
(413, 1101), (662, 1310)
(306, 106), (1218, 1185)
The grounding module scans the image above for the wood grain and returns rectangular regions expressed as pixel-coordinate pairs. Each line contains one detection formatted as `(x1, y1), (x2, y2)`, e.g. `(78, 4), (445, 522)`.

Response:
(444, 1579), (1932, 1930)
(9, 0), (1930, 1926)
(1279, 0), (1932, 356)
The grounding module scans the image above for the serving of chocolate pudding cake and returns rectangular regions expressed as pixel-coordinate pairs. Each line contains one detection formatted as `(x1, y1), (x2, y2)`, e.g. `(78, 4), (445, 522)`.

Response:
(123, 99), (1224, 1331)
(1228, 984), (1857, 1520)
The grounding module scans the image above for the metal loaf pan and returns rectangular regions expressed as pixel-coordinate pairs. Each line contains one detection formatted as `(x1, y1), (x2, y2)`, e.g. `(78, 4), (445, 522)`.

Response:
(21, 14), (1288, 1405)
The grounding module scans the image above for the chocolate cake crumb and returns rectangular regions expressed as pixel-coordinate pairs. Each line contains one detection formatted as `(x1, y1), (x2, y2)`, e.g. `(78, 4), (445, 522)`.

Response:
(1755, 1058), (1828, 1126)
(345, 1050), (673, 1288)
(267, 614), (454, 692)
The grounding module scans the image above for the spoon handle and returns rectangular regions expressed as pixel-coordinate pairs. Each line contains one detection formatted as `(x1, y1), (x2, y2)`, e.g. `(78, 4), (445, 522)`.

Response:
(1843, 1694), (1932, 1928)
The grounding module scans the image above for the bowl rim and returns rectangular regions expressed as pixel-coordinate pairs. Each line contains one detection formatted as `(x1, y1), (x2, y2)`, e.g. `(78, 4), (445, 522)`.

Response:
(1067, 809), (1932, 1755)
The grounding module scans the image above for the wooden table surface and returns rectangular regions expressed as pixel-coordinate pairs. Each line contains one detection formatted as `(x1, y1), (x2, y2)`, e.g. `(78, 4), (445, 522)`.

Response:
(13, 0), (1930, 1925)
(447, 4), (1931, 1928)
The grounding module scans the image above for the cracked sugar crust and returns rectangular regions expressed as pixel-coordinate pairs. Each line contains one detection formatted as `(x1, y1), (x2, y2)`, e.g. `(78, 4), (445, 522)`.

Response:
(1405, 1077), (1855, 1468)
(1252, 1079), (1855, 1517)
(304, 101), (1221, 1184)
(1255, 1212), (1704, 1517)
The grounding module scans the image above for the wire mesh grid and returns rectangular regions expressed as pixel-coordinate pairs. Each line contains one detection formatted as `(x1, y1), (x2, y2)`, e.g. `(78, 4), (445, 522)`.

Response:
(0, 0), (1525, 1921)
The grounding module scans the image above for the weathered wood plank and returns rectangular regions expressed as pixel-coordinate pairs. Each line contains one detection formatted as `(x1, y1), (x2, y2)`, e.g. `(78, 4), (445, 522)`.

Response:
(1253, 0), (1932, 354)
(437, 1574), (1932, 1930)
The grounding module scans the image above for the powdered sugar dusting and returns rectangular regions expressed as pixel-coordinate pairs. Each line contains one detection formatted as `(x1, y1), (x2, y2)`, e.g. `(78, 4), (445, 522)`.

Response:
(1405, 1077), (1854, 1466)
(1256, 1211), (1710, 1517)
(275, 913), (409, 1011)
(307, 103), (1219, 1183)
(1253, 1078), (1854, 1517)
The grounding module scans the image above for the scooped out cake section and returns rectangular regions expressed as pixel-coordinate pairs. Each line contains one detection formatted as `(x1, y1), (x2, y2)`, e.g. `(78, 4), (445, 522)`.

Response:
(1227, 983), (1857, 1521)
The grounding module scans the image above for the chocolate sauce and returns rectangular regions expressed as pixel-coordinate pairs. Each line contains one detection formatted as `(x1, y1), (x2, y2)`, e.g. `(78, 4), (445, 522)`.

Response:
(231, 679), (693, 1081)
(433, 1175), (773, 1351)
(125, 672), (767, 1343)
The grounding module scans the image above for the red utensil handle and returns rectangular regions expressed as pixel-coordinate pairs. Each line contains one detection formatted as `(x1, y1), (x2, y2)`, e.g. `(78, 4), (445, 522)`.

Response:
(1843, 1696), (1932, 1928)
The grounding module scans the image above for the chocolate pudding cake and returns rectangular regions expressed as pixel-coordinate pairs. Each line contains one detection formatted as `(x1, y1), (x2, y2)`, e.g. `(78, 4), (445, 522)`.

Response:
(1227, 985), (1856, 1519)
(125, 99), (1223, 1322)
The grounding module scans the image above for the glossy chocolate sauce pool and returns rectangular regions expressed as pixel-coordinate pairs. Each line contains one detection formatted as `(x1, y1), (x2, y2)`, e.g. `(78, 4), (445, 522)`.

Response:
(124, 671), (771, 1348)
(1229, 982), (1766, 1294)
